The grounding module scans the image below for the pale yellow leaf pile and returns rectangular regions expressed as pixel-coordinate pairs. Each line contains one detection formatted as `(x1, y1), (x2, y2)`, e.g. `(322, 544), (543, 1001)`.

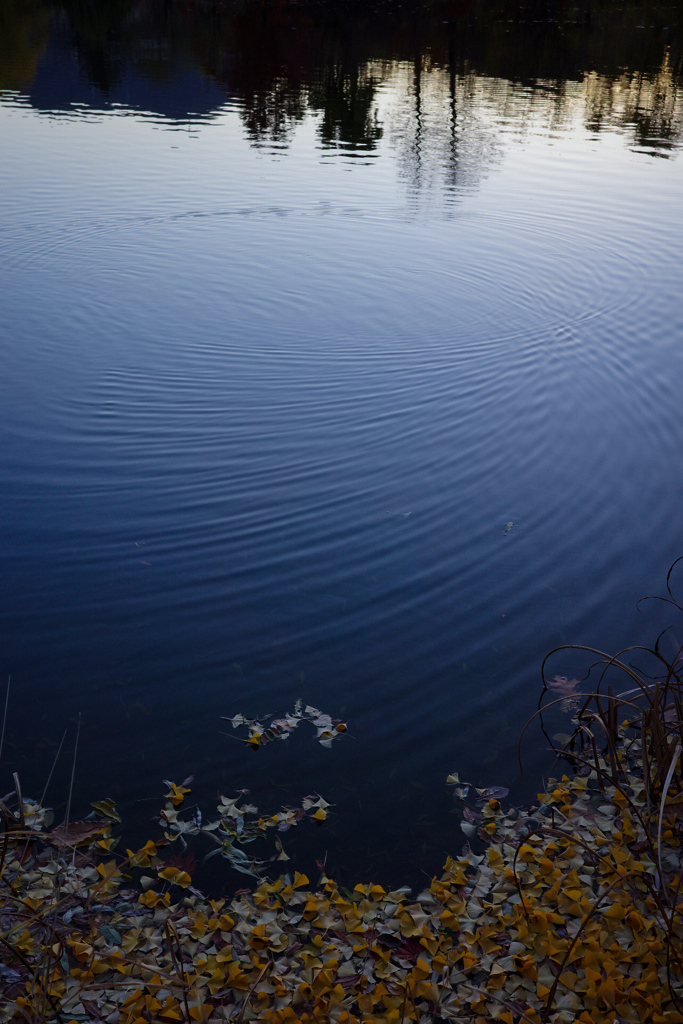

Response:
(1, 720), (683, 1024)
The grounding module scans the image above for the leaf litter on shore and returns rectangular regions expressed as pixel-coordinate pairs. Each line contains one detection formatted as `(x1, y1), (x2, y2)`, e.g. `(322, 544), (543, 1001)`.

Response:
(3, 689), (683, 1024)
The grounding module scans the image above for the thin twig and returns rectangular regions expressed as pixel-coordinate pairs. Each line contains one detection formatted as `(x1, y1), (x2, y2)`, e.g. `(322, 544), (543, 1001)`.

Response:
(658, 742), (682, 901)
(400, 978), (411, 1023)
(542, 872), (636, 1022)
(0, 933), (65, 1023)
(12, 773), (25, 828)
(63, 713), (82, 844)
(0, 675), (10, 763)
(41, 729), (68, 808)
(236, 959), (272, 1024)
(460, 983), (539, 1024)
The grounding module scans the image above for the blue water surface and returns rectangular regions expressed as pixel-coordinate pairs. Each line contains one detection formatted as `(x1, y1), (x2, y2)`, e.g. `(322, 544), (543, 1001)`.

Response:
(1, 1), (683, 884)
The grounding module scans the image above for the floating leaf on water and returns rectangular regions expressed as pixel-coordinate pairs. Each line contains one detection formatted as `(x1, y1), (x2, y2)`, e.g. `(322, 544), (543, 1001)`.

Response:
(553, 732), (573, 745)
(223, 713), (246, 728)
(547, 674), (581, 695)
(476, 785), (509, 800)
(48, 821), (107, 847)
(158, 865), (192, 888)
(90, 798), (121, 822)
(163, 781), (191, 806)
(275, 837), (289, 861)
(225, 703), (348, 748)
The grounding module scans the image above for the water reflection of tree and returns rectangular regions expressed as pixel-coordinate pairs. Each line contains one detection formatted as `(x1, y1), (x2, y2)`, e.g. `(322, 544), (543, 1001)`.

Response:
(52, 0), (134, 94)
(583, 61), (682, 153)
(169, 0), (683, 163)
(0, 0), (49, 92)
(184, 3), (386, 150)
(309, 65), (383, 150)
(3, 0), (682, 174)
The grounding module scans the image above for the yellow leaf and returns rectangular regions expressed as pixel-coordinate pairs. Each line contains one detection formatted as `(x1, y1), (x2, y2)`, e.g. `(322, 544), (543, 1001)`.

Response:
(14, 930), (33, 953)
(488, 848), (504, 871)
(412, 957), (431, 982)
(189, 1005), (213, 1020)
(529, 910), (548, 933)
(165, 782), (191, 807)
(226, 962), (251, 991)
(96, 859), (122, 880)
(138, 890), (170, 908)
(440, 909), (459, 929)
(604, 902), (625, 921)
(158, 866), (192, 888)
(91, 798), (122, 822)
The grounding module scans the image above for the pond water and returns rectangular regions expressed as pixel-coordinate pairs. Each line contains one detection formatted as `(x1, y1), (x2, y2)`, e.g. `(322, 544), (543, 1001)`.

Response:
(1, 0), (683, 887)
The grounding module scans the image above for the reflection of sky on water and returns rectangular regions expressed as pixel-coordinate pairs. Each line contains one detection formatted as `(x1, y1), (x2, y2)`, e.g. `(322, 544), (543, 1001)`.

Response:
(27, 35), (228, 122)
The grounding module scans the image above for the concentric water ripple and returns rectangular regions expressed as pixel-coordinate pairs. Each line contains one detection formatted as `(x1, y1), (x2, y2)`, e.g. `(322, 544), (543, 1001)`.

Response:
(1, 27), (683, 883)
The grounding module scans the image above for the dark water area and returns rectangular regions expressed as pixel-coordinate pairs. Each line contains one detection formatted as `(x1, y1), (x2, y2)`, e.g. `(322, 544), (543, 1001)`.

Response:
(1, 0), (683, 889)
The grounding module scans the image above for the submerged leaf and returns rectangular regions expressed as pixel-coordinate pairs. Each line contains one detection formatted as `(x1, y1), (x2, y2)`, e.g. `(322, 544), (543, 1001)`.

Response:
(48, 821), (107, 847)
(90, 798), (121, 822)
(547, 675), (581, 695)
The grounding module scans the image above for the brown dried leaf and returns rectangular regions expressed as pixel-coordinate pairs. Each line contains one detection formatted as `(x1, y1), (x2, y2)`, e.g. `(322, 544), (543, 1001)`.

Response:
(47, 821), (107, 847)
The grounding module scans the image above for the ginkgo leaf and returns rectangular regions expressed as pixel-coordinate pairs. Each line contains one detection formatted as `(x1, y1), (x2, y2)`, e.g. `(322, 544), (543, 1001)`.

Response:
(158, 866), (192, 888)
(164, 782), (191, 807)
(224, 703), (348, 748)
(90, 798), (121, 822)
(274, 838), (289, 861)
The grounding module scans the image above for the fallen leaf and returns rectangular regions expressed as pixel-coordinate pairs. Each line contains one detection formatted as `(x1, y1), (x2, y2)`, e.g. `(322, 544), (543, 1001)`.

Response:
(47, 821), (106, 847)
(547, 675), (581, 695)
